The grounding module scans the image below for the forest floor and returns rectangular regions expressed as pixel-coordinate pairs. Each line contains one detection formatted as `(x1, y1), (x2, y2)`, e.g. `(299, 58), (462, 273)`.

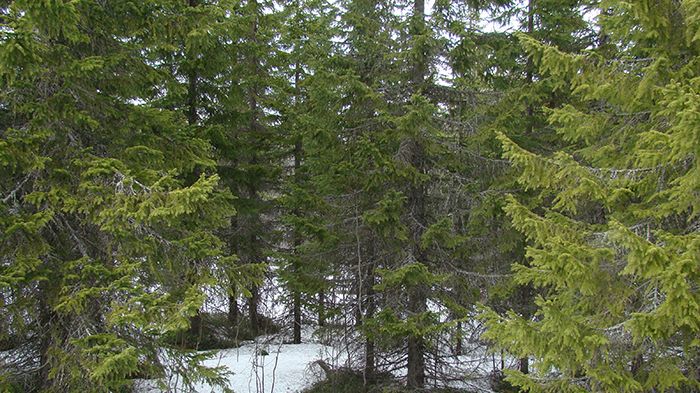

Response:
(134, 327), (346, 393)
(133, 324), (503, 393)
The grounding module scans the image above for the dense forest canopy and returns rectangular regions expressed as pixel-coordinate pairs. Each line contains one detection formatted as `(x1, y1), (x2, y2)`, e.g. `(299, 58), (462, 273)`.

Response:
(0, 0), (698, 392)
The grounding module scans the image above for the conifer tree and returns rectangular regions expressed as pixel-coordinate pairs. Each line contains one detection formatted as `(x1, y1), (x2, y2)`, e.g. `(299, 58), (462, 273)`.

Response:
(148, 0), (274, 345)
(282, 0), (397, 362)
(327, 0), (496, 386)
(172, 0), (282, 336)
(0, 1), (237, 390)
(445, 0), (596, 381)
(277, 0), (339, 344)
(230, 0), (284, 336)
(481, 1), (700, 391)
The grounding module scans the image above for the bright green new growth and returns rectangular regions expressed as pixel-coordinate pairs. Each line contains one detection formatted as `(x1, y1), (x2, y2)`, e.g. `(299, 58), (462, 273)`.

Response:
(0, 1), (240, 391)
(481, 1), (700, 391)
(2, 0), (699, 392)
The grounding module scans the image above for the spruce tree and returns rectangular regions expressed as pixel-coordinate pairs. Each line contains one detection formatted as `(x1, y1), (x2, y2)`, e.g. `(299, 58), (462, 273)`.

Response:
(277, 0), (339, 345)
(147, 0), (275, 346)
(444, 0), (597, 382)
(481, 1), (700, 391)
(280, 0), (389, 358)
(0, 1), (236, 390)
(229, 0), (284, 336)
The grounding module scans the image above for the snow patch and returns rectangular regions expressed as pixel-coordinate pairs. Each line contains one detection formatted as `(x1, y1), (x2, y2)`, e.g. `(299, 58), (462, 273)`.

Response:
(135, 340), (345, 393)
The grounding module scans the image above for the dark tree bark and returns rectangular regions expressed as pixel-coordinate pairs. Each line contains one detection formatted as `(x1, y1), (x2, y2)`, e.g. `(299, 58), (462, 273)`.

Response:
(525, 0), (534, 134)
(37, 287), (55, 386)
(406, 0), (428, 388)
(519, 357), (529, 374)
(291, 63), (303, 345)
(245, 0), (263, 337)
(363, 259), (377, 378)
(229, 215), (241, 327)
(185, 0), (202, 345)
(249, 283), (260, 335)
(318, 291), (326, 327)
(455, 321), (463, 356)
(292, 291), (302, 344)
(406, 287), (427, 388)
(228, 292), (239, 326)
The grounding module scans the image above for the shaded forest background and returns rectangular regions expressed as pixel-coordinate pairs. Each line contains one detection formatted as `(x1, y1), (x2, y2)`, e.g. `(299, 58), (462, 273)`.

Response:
(1, 0), (699, 392)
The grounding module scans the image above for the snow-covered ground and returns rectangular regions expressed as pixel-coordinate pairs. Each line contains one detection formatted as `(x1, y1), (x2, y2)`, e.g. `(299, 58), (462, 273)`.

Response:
(133, 331), (508, 393)
(134, 329), (347, 393)
(131, 310), (510, 393)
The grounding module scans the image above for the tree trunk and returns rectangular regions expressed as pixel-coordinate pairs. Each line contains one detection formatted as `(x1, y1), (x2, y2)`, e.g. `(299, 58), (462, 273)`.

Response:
(37, 278), (69, 389)
(519, 357), (529, 374)
(355, 278), (363, 327)
(249, 285), (260, 335)
(186, 0), (199, 126)
(631, 353), (643, 375)
(293, 291), (302, 344)
(407, 287), (426, 388)
(243, 177), (261, 338)
(411, 0), (427, 88)
(246, 1), (262, 337)
(318, 291), (326, 327)
(363, 260), (376, 378)
(365, 338), (376, 379)
(229, 215), (240, 327)
(228, 292), (239, 326)
(38, 290), (55, 386)
(185, 0), (202, 347)
(292, 67), (303, 344)
(455, 320), (463, 356)
(406, 0), (427, 388)
(189, 310), (202, 349)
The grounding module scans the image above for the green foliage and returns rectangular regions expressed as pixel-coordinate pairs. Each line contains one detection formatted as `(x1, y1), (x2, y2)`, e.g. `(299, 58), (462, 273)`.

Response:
(363, 190), (409, 241)
(480, 0), (700, 391)
(302, 368), (395, 393)
(0, 0), (244, 390)
(3, 0), (698, 391)
(375, 263), (445, 291)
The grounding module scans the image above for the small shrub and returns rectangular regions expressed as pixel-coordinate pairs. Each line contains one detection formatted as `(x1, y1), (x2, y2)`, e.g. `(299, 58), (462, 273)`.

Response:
(489, 370), (520, 393)
(164, 312), (281, 350)
(303, 366), (399, 393)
